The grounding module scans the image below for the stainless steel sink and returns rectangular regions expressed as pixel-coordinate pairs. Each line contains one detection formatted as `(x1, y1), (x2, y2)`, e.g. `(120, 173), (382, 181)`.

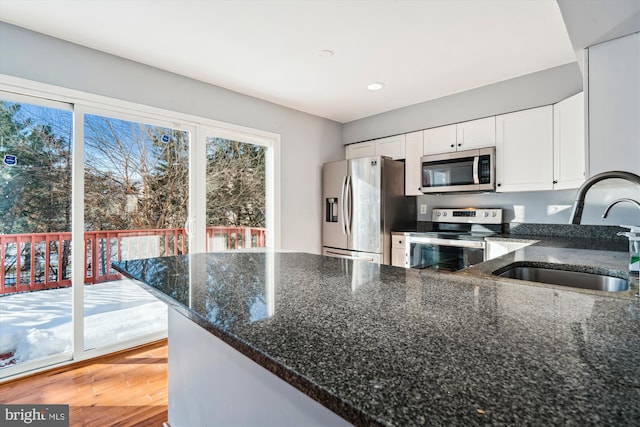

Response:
(496, 266), (629, 292)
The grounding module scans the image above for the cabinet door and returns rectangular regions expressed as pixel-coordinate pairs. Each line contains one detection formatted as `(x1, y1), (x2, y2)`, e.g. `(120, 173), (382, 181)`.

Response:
(391, 248), (406, 268)
(496, 106), (553, 192)
(456, 117), (496, 150)
(553, 92), (585, 190)
(404, 131), (423, 196)
(375, 134), (406, 159)
(587, 33), (640, 176)
(423, 124), (456, 155)
(345, 141), (375, 159)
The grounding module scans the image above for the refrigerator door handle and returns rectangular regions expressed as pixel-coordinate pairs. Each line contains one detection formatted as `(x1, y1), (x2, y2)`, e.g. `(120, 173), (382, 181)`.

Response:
(340, 176), (348, 235)
(345, 175), (353, 236)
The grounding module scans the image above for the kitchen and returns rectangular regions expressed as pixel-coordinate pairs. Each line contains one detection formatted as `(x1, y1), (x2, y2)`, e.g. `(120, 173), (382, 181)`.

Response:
(1, 1), (640, 426)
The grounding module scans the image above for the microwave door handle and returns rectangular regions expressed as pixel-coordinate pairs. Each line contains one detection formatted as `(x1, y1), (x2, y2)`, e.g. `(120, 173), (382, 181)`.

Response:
(473, 156), (480, 184)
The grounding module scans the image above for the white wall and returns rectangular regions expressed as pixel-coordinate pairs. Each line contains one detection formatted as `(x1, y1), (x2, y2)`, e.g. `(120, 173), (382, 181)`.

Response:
(0, 22), (344, 254)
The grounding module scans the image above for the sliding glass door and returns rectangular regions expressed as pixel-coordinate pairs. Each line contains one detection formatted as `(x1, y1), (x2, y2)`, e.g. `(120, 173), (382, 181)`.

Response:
(0, 93), (74, 374)
(0, 82), (279, 379)
(204, 134), (267, 251)
(82, 111), (190, 351)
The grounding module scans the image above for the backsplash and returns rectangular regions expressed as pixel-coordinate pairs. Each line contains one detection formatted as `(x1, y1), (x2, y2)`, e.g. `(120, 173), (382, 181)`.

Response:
(415, 181), (640, 226)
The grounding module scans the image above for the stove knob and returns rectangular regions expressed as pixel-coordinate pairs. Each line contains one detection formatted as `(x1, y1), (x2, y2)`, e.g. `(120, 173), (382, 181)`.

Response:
(436, 211), (441, 216)
(442, 212), (447, 217)
(492, 212), (497, 217)
(483, 211), (489, 217)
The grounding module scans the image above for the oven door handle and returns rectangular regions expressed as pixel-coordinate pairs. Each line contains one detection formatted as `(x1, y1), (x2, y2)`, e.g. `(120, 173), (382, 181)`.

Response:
(472, 156), (480, 184)
(409, 237), (485, 249)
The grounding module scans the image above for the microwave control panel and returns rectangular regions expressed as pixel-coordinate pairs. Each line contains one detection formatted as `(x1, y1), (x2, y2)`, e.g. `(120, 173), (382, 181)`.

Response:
(479, 155), (492, 184)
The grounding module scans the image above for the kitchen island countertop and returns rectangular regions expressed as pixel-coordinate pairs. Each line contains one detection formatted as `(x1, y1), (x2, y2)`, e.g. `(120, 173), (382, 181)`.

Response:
(114, 250), (640, 426)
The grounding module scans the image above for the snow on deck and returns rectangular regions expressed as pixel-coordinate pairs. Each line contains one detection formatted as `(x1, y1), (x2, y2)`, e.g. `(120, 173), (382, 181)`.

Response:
(0, 279), (167, 368)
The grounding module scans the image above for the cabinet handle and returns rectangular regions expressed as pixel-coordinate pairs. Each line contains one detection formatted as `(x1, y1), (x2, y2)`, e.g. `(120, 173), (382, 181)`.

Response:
(450, 144), (454, 148)
(457, 143), (462, 147)
(553, 180), (558, 184)
(497, 183), (502, 187)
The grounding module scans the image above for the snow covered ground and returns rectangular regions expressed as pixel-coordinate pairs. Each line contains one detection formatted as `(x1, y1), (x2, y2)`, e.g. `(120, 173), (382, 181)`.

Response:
(0, 280), (167, 368)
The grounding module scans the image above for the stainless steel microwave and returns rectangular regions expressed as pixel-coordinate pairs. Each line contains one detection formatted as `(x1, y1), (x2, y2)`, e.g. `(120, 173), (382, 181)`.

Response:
(420, 147), (495, 193)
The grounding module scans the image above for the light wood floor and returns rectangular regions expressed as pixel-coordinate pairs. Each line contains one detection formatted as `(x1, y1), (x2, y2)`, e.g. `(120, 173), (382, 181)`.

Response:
(0, 340), (168, 427)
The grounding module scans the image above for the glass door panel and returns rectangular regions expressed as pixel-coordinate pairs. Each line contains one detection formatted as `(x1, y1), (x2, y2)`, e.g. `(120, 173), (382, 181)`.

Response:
(0, 97), (73, 375)
(205, 137), (267, 251)
(82, 113), (189, 350)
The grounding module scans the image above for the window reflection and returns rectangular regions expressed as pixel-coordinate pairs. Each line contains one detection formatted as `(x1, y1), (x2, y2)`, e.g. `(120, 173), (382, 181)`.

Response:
(350, 260), (380, 292)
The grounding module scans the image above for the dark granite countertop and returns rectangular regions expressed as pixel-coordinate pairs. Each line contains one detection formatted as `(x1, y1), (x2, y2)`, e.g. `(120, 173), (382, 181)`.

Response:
(113, 251), (640, 426)
(394, 222), (638, 298)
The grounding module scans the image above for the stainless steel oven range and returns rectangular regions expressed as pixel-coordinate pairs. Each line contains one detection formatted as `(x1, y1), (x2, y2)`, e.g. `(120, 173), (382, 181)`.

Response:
(405, 208), (503, 272)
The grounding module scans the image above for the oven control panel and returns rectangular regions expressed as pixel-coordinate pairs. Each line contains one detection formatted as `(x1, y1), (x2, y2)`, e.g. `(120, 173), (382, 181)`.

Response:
(432, 208), (502, 224)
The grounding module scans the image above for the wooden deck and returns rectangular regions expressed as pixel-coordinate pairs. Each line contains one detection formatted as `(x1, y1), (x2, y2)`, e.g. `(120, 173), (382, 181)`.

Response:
(0, 340), (168, 426)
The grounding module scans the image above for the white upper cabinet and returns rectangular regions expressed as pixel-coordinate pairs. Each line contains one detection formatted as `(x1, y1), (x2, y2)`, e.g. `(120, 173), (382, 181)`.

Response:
(345, 141), (375, 159)
(456, 117), (496, 150)
(404, 131), (424, 196)
(496, 105), (554, 192)
(374, 134), (406, 159)
(553, 92), (585, 190)
(345, 134), (406, 160)
(587, 33), (640, 176)
(423, 124), (457, 155)
(424, 117), (495, 155)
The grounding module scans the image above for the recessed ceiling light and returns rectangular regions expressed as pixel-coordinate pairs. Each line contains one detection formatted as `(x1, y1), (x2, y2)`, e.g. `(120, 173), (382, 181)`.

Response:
(367, 82), (385, 91)
(319, 49), (334, 58)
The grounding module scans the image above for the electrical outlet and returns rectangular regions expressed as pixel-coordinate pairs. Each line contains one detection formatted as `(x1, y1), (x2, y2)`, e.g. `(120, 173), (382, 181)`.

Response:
(419, 204), (427, 215)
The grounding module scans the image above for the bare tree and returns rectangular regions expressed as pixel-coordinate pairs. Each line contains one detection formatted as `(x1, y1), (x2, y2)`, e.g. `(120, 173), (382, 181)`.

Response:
(206, 138), (265, 227)
(83, 117), (189, 231)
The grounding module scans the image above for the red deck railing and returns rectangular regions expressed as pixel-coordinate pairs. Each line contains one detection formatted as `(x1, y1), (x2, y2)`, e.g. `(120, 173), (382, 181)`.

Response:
(0, 226), (266, 295)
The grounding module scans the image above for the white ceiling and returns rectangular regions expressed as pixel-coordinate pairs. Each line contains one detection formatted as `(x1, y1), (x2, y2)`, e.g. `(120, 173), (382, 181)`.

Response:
(0, 0), (577, 123)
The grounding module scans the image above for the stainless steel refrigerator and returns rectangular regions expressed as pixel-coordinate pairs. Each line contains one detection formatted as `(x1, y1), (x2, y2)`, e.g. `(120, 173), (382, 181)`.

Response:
(322, 156), (415, 264)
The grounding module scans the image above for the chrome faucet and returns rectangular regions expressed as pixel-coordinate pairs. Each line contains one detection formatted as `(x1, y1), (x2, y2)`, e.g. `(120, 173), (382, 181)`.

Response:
(568, 171), (640, 225)
(602, 198), (640, 219)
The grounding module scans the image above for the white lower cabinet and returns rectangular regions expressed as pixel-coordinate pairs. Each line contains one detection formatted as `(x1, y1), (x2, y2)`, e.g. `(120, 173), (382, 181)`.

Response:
(391, 234), (407, 268)
(496, 106), (554, 192)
